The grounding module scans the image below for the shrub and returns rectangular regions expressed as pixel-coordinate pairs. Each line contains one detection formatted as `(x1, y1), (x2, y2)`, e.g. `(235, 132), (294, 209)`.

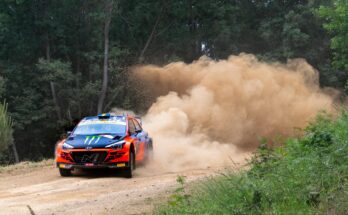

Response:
(0, 101), (13, 152)
(155, 111), (348, 215)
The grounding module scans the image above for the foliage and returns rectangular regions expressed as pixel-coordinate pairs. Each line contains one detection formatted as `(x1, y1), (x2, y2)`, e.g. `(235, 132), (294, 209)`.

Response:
(155, 111), (348, 214)
(0, 0), (346, 161)
(167, 176), (190, 207)
(0, 101), (13, 152)
(319, 0), (348, 71)
(0, 76), (4, 99)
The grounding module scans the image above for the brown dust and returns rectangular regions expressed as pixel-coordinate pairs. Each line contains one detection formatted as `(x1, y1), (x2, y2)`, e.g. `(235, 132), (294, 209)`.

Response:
(131, 54), (335, 171)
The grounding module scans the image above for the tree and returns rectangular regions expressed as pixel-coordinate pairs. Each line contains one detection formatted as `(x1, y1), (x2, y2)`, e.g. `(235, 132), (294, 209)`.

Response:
(319, 0), (348, 71)
(0, 0), (344, 163)
(97, 0), (115, 114)
(0, 101), (18, 163)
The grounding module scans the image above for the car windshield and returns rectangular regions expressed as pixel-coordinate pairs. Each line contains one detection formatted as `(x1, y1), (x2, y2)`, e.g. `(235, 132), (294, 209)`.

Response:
(73, 123), (126, 135)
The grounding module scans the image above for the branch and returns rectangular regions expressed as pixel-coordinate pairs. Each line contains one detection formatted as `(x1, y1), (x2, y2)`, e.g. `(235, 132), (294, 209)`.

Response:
(138, 2), (165, 63)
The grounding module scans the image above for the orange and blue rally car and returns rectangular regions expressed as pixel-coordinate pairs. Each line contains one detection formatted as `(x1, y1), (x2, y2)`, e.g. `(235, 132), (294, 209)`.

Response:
(55, 113), (153, 178)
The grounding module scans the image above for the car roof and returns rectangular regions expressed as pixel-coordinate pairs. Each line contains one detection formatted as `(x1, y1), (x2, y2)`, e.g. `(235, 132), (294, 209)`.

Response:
(77, 113), (143, 130)
(82, 113), (135, 121)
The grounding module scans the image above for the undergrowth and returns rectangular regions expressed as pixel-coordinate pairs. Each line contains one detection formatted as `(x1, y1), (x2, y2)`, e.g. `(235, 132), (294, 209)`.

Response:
(155, 111), (348, 214)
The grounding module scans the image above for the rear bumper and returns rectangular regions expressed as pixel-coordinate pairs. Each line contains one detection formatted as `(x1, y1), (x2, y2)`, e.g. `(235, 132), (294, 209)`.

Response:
(57, 162), (129, 169)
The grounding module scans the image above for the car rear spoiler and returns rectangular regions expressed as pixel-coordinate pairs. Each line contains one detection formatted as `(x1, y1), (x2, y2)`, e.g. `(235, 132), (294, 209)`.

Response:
(135, 116), (142, 126)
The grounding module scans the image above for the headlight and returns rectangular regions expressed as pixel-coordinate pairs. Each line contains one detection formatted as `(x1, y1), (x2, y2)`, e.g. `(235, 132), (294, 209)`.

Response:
(62, 142), (74, 149)
(105, 140), (125, 149)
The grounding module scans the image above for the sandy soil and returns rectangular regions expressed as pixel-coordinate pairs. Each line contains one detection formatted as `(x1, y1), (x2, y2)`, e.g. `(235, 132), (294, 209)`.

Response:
(0, 161), (222, 215)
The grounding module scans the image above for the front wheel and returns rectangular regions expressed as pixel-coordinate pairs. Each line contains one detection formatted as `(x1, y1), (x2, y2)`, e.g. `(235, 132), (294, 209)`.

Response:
(124, 151), (135, 178)
(59, 168), (72, 177)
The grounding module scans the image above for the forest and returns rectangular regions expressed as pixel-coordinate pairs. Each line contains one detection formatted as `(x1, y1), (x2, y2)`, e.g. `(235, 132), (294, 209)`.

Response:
(0, 0), (347, 163)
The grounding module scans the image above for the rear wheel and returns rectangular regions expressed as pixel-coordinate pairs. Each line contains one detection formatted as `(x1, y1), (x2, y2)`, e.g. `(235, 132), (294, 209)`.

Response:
(59, 168), (72, 177)
(124, 151), (135, 178)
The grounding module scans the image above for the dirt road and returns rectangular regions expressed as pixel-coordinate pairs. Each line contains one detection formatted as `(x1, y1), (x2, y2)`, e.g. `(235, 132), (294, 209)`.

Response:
(0, 161), (221, 215)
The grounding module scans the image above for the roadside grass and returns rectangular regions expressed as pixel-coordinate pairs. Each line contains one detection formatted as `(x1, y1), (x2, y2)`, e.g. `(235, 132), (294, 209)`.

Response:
(0, 159), (54, 174)
(155, 111), (348, 214)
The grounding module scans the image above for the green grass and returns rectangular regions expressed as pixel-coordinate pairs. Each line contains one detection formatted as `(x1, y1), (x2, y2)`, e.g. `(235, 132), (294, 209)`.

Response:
(155, 111), (348, 215)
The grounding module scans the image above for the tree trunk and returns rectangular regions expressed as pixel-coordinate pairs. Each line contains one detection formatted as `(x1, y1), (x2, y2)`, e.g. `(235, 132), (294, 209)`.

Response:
(97, 0), (114, 114)
(11, 143), (19, 163)
(50, 81), (62, 121)
(76, 55), (82, 118)
(46, 33), (50, 62)
(46, 33), (62, 121)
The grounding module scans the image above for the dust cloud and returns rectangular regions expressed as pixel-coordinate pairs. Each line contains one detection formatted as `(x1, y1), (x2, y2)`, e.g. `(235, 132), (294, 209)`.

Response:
(132, 54), (335, 172)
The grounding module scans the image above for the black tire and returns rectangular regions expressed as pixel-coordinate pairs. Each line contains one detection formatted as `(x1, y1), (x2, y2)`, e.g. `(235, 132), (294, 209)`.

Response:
(124, 150), (135, 178)
(59, 168), (72, 177)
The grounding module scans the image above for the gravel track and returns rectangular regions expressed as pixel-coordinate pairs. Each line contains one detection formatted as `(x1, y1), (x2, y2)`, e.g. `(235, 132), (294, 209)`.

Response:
(0, 162), (220, 215)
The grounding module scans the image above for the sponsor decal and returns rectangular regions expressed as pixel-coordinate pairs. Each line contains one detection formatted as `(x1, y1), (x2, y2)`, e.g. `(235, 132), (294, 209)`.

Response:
(95, 136), (101, 143)
(81, 153), (99, 163)
(100, 135), (113, 139)
(79, 120), (126, 125)
(88, 136), (95, 145)
(84, 135), (112, 145)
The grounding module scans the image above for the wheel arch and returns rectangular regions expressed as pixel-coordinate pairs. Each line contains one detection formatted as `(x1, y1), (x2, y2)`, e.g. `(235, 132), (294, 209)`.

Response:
(130, 142), (135, 154)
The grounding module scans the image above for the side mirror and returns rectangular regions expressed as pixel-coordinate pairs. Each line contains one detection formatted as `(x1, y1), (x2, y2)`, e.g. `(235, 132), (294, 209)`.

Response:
(135, 129), (142, 134)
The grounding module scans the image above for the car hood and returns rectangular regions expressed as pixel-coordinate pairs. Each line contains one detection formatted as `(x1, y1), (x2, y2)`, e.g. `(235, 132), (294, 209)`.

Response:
(65, 134), (125, 149)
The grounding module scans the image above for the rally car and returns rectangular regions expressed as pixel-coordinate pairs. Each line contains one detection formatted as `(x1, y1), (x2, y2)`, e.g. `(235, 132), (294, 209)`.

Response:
(55, 113), (153, 178)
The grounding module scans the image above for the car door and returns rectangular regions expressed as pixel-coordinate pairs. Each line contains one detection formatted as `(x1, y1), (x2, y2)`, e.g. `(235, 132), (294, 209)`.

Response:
(128, 119), (141, 160)
(128, 119), (140, 155)
(132, 119), (146, 161)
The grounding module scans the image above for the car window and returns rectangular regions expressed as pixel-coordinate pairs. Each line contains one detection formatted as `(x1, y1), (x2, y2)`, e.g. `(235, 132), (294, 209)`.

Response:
(73, 123), (126, 135)
(73, 119), (126, 135)
(133, 119), (142, 131)
(128, 119), (136, 135)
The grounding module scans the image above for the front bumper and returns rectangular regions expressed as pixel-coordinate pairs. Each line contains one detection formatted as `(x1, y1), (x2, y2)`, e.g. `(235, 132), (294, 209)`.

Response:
(57, 162), (129, 169)
(55, 148), (130, 169)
